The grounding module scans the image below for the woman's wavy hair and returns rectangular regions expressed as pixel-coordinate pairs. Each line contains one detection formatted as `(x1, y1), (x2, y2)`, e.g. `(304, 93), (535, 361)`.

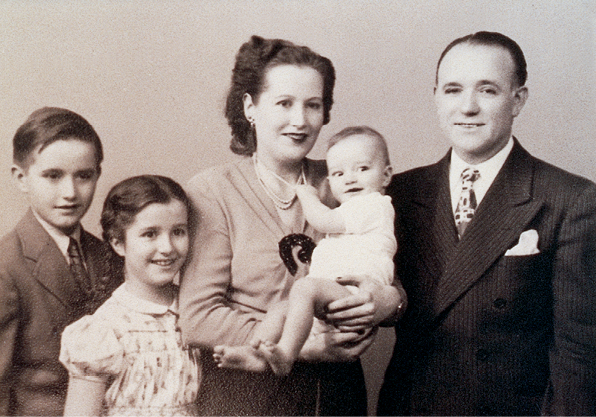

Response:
(225, 35), (336, 156)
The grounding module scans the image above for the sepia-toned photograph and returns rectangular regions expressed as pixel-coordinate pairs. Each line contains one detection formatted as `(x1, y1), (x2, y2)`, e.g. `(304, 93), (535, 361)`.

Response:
(0, 1), (594, 415)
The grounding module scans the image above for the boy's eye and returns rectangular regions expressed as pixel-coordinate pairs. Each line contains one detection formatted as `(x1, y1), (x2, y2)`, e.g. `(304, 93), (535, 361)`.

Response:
(306, 101), (322, 110)
(42, 171), (63, 180)
(76, 170), (97, 180)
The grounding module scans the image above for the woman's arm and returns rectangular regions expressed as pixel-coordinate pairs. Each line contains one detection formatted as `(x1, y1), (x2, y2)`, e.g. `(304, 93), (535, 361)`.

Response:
(179, 174), (262, 347)
(325, 276), (406, 330)
(63, 377), (106, 416)
(295, 184), (346, 234)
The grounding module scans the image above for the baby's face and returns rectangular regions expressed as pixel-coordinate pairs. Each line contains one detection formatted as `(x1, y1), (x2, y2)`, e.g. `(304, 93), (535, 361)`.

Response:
(326, 134), (391, 204)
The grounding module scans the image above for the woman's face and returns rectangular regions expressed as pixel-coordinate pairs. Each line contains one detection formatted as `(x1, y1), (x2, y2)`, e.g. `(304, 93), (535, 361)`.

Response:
(244, 64), (325, 169)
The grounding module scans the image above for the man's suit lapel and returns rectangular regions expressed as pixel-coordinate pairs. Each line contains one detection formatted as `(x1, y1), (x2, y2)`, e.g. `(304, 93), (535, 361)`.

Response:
(17, 210), (80, 309)
(434, 142), (544, 315)
(410, 154), (458, 283)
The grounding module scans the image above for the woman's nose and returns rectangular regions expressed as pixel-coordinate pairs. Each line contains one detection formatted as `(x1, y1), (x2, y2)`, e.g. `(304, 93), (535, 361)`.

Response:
(290, 105), (306, 127)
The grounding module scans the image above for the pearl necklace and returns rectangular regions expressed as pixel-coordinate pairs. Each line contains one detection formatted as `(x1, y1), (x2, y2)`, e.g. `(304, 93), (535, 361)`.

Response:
(253, 154), (306, 210)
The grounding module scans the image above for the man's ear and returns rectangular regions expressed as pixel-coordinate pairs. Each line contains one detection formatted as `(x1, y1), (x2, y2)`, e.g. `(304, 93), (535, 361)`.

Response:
(512, 85), (528, 118)
(11, 164), (29, 193)
(382, 165), (393, 188)
(110, 238), (126, 258)
(243, 93), (255, 122)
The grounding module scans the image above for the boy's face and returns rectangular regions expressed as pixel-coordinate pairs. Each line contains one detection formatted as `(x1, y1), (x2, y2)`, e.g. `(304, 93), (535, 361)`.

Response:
(12, 138), (100, 235)
(327, 134), (392, 204)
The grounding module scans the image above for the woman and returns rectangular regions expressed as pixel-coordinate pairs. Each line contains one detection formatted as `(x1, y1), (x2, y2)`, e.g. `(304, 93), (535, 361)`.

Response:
(179, 35), (403, 416)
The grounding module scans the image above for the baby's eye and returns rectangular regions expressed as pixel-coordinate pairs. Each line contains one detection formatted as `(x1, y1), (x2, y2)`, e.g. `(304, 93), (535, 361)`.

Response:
(330, 171), (343, 177)
(358, 166), (370, 172)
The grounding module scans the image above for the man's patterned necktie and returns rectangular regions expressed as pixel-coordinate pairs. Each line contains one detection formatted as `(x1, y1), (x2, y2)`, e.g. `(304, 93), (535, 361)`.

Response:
(454, 168), (480, 238)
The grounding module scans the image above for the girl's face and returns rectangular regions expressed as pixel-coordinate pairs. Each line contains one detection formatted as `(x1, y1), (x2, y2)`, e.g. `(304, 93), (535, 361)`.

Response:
(111, 200), (189, 294)
(244, 64), (325, 170)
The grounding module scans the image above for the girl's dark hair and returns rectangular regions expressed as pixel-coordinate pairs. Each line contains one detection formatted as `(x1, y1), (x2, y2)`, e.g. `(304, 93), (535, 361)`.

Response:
(225, 35), (336, 156)
(101, 175), (192, 244)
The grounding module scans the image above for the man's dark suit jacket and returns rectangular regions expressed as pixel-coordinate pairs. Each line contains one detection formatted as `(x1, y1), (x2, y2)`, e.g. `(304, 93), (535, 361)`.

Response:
(378, 140), (596, 416)
(0, 210), (123, 416)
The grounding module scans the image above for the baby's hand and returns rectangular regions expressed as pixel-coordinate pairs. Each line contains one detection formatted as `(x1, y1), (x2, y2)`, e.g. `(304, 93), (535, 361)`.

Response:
(295, 184), (319, 199)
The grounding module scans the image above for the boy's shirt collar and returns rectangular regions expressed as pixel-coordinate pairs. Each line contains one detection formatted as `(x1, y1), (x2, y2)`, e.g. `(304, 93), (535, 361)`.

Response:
(32, 209), (82, 262)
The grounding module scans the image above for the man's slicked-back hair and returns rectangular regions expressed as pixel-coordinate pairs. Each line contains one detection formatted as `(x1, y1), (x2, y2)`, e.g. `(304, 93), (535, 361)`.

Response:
(13, 107), (103, 169)
(435, 31), (527, 87)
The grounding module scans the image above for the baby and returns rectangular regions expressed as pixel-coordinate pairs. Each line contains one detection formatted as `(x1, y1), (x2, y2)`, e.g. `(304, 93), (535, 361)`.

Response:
(215, 126), (397, 375)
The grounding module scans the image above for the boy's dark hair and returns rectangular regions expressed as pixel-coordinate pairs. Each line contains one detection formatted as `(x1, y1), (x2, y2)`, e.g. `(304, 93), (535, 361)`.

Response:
(436, 31), (527, 87)
(13, 107), (103, 168)
(327, 125), (391, 166)
(101, 175), (192, 245)
(226, 35), (335, 156)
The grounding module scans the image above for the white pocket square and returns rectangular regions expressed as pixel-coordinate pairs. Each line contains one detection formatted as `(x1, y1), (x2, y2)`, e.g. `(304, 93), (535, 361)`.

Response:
(505, 229), (540, 256)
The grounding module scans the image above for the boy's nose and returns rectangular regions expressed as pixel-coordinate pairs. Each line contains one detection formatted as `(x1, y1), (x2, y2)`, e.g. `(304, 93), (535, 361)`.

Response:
(60, 177), (77, 199)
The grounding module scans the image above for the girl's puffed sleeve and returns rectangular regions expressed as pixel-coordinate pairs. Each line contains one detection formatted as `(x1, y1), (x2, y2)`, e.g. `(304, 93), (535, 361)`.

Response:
(59, 315), (125, 383)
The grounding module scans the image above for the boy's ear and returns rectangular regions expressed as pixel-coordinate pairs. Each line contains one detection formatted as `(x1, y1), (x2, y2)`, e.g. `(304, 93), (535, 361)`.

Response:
(11, 164), (29, 193)
(382, 165), (393, 188)
(110, 238), (126, 258)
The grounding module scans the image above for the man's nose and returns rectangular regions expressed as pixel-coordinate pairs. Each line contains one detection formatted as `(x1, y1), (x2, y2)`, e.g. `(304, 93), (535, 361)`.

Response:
(460, 91), (480, 114)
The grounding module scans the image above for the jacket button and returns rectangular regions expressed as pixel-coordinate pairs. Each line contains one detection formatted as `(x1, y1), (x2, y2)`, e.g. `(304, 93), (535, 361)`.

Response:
(493, 298), (507, 309)
(476, 349), (490, 361)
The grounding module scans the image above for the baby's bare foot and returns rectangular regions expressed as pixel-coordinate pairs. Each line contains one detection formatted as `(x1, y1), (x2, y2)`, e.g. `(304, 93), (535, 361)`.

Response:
(213, 345), (269, 372)
(259, 341), (294, 376)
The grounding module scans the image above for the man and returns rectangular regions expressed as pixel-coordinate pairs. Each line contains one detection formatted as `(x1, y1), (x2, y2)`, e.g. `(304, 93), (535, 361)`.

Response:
(378, 32), (596, 416)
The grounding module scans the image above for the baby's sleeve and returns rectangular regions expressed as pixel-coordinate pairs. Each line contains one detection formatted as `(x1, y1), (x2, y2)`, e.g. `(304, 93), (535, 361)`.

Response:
(59, 315), (124, 383)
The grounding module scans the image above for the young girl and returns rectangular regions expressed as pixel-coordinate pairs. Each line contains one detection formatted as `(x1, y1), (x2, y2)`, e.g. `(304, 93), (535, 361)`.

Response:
(214, 126), (400, 376)
(59, 175), (200, 416)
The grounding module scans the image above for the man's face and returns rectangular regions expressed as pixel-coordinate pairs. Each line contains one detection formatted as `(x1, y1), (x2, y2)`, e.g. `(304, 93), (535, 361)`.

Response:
(434, 43), (528, 164)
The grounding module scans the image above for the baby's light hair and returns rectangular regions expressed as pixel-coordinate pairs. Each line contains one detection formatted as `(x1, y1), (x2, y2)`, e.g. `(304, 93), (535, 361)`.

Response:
(327, 126), (391, 166)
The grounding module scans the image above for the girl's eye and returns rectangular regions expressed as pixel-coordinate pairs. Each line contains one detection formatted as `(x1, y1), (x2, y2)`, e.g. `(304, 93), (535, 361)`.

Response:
(142, 230), (156, 238)
(173, 227), (188, 237)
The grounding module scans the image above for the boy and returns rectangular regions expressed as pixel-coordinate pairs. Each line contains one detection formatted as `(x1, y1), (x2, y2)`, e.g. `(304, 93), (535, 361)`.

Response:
(214, 126), (398, 375)
(0, 107), (123, 415)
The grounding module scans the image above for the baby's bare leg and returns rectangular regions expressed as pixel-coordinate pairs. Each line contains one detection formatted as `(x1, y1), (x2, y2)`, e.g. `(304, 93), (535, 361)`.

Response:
(213, 301), (288, 372)
(260, 277), (352, 375)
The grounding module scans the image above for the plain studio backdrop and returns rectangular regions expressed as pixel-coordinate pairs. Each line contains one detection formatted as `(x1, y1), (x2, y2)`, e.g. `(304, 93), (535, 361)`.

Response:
(1, 1), (594, 414)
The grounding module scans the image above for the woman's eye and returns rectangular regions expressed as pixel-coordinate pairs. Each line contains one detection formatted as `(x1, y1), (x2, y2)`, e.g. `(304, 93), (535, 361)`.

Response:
(278, 100), (291, 108)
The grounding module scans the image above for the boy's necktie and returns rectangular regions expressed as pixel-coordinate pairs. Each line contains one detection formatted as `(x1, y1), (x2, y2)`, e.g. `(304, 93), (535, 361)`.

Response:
(454, 168), (480, 238)
(68, 237), (91, 292)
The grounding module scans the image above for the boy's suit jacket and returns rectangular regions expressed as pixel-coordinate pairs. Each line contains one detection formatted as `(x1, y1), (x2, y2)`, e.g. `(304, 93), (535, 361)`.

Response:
(378, 140), (596, 416)
(0, 209), (123, 416)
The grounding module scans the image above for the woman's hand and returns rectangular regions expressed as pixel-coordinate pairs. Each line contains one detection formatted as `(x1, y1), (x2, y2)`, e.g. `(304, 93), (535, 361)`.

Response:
(325, 275), (402, 331)
(299, 326), (378, 362)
